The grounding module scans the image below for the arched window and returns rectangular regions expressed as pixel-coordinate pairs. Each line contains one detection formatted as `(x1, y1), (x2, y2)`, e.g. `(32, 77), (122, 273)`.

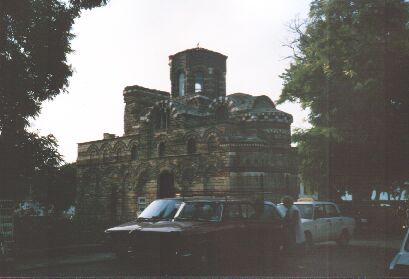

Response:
(89, 148), (98, 160)
(187, 138), (196, 154)
(162, 110), (168, 128)
(102, 148), (110, 162)
(158, 142), (165, 157)
(131, 145), (138, 160)
(194, 72), (204, 93)
(215, 106), (228, 121)
(207, 135), (217, 153)
(115, 147), (123, 161)
(178, 72), (185, 97)
(155, 109), (169, 130)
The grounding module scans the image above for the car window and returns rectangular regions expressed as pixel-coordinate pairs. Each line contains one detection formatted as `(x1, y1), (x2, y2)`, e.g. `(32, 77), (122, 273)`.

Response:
(196, 203), (222, 221)
(225, 204), (241, 220)
(178, 203), (196, 219)
(314, 205), (326, 219)
(138, 199), (181, 220)
(241, 203), (256, 219)
(261, 204), (282, 222)
(294, 204), (313, 219)
(176, 202), (222, 221)
(325, 204), (339, 217)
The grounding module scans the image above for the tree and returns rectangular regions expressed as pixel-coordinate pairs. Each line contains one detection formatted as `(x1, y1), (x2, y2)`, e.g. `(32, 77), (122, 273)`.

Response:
(33, 163), (77, 211)
(0, 0), (107, 199)
(279, 0), (409, 201)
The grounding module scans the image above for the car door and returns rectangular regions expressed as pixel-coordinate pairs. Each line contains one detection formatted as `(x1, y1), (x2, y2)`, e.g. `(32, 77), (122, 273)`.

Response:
(238, 202), (260, 259)
(325, 203), (342, 240)
(260, 204), (284, 255)
(313, 204), (331, 242)
(222, 203), (246, 261)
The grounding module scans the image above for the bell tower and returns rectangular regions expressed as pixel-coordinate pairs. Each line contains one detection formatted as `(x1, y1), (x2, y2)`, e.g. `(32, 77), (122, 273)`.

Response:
(169, 47), (227, 99)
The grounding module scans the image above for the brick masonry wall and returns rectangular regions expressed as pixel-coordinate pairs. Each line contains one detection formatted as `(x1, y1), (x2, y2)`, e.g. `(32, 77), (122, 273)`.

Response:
(77, 118), (297, 223)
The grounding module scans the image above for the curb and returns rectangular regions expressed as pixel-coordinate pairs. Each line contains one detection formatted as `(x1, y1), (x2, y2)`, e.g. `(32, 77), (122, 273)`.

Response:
(16, 243), (106, 259)
(15, 252), (116, 271)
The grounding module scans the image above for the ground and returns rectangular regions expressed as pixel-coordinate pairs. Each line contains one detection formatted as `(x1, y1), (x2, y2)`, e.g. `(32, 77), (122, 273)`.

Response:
(9, 238), (400, 277)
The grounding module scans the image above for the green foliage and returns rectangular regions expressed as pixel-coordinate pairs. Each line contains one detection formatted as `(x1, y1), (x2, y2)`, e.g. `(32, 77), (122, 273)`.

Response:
(0, 0), (107, 199)
(0, 131), (63, 199)
(280, 0), (409, 200)
(33, 163), (77, 211)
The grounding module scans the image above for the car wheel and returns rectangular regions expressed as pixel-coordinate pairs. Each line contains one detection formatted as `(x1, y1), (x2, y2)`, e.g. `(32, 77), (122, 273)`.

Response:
(336, 230), (350, 247)
(304, 231), (314, 253)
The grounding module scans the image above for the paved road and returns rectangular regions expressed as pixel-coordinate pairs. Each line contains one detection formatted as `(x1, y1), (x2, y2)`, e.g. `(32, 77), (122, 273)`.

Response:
(10, 240), (398, 277)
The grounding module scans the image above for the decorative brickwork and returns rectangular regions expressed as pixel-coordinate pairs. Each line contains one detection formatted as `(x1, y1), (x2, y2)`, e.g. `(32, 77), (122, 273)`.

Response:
(76, 48), (298, 224)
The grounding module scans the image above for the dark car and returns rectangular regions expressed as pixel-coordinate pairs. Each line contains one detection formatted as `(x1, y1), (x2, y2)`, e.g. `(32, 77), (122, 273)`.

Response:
(105, 197), (183, 258)
(105, 197), (284, 274)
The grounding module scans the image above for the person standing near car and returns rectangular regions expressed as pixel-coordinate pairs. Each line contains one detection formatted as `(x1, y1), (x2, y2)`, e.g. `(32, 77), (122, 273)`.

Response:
(281, 196), (305, 255)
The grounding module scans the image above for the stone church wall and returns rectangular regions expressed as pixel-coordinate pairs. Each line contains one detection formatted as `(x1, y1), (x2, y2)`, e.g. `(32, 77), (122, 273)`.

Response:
(76, 48), (298, 225)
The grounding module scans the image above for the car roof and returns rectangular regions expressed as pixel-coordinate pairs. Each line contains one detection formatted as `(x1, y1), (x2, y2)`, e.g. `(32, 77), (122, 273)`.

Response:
(154, 197), (278, 206)
(182, 199), (278, 205)
(183, 198), (252, 203)
(294, 201), (337, 205)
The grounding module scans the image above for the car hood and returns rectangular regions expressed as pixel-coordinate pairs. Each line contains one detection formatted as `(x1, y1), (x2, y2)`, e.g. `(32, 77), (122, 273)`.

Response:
(105, 220), (219, 234)
(105, 219), (143, 232)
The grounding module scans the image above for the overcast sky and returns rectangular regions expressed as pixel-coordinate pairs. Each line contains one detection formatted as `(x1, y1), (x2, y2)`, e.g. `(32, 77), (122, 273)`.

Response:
(31, 0), (312, 163)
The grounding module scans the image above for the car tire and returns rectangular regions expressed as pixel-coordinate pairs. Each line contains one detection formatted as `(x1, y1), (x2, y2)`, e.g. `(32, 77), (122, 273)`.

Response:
(336, 230), (350, 247)
(304, 231), (314, 253)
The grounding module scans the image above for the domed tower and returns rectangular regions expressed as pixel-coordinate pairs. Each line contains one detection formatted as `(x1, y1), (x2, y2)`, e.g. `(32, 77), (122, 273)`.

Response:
(169, 47), (227, 99)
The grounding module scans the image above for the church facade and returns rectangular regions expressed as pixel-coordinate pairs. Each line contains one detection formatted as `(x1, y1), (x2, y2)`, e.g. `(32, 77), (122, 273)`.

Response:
(76, 48), (298, 224)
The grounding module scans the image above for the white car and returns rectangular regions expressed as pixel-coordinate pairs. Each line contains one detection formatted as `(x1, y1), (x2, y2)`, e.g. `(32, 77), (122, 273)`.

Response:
(279, 200), (355, 247)
(389, 229), (409, 276)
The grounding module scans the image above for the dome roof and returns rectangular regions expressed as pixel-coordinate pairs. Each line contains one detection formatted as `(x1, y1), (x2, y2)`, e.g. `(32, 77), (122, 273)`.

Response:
(227, 93), (276, 112)
(169, 47), (227, 59)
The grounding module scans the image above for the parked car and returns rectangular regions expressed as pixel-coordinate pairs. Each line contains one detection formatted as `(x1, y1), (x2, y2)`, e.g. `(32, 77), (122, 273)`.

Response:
(105, 197), (183, 258)
(278, 200), (355, 248)
(389, 228), (409, 276)
(105, 197), (284, 274)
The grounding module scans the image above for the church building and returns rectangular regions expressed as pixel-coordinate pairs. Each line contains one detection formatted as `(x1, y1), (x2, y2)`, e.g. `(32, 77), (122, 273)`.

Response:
(76, 47), (298, 223)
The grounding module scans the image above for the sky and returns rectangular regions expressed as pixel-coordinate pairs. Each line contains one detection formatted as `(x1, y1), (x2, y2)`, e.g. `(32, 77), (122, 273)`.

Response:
(31, 0), (312, 163)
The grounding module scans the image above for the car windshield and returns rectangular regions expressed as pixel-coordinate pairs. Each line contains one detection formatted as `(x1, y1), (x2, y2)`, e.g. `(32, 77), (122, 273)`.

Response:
(294, 204), (314, 219)
(137, 199), (181, 221)
(405, 233), (409, 252)
(175, 202), (222, 222)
